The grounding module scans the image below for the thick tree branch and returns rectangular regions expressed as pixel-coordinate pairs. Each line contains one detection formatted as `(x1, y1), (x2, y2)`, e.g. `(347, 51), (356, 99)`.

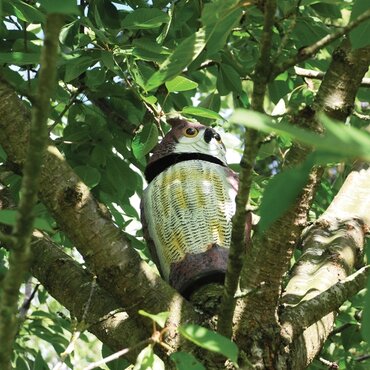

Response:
(0, 184), (147, 364)
(29, 232), (145, 363)
(0, 82), (199, 358)
(233, 41), (370, 368)
(313, 44), (370, 121)
(0, 14), (64, 370)
(218, 0), (276, 338)
(284, 165), (370, 368)
(281, 265), (369, 339)
(273, 8), (370, 77)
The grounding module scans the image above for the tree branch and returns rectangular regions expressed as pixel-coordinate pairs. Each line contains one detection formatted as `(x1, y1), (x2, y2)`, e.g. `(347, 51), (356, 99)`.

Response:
(272, 8), (370, 77)
(233, 40), (370, 366)
(284, 165), (370, 367)
(294, 66), (370, 88)
(217, 0), (277, 338)
(0, 78), (199, 358)
(29, 231), (145, 363)
(0, 14), (64, 370)
(281, 265), (369, 339)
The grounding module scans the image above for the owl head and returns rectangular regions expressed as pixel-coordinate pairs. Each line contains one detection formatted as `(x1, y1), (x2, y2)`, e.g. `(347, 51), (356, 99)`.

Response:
(145, 118), (227, 182)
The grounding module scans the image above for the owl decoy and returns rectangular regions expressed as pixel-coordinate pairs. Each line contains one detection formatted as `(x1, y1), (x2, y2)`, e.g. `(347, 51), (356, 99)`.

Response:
(141, 118), (237, 297)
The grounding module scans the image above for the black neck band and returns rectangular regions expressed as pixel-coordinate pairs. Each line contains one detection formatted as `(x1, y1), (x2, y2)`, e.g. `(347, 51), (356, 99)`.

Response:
(144, 153), (225, 183)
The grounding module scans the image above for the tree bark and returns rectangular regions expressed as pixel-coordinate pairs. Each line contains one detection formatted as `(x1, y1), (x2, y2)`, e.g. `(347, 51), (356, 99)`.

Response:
(0, 78), (200, 363)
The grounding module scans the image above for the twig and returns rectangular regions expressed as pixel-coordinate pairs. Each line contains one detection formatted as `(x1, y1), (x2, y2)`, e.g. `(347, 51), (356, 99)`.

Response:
(329, 322), (354, 337)
(355, 354), (370, 362)
(48, 87), (84, 133)
(19, 281), (40, 319)
(281, 265), (370, 339)
(52, 276), (97, 370)
(353, 111), (370, 121)
(318, 357), (339, 369)
(294, 66), (370, 87)
(273, 8), (370, 77)
(83, 339), (151, 370)
(0, 14), (64, 370)
(217, 0), (276, 338)
(273, 1), (300, 64)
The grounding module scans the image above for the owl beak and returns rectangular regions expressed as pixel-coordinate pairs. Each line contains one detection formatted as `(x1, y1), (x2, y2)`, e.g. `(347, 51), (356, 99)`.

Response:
(204, 127), (215, 143)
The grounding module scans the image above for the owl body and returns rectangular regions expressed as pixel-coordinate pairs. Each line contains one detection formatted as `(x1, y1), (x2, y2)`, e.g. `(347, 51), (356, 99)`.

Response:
(141, 119), (237, 295)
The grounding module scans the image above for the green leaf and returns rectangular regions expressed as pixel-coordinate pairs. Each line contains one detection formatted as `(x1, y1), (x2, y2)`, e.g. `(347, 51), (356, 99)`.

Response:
(9, 0), (45, 23)
(145, 29), (206, 91)
(64, 56), (96, 82)
(33, 351), (49, 370)
(179, 324), (239, 365)
(258, 164), (311, 232)
(231, 109), (370, 161)
(105, 157), (138, 197)
(144, 1), (242, 91)
(341, 325), (362, 351)
(199, 93), (221, 113)
(138, 310), (170, 328)
(133, 345), (164, 370)
(349, 0), (370, 49)
(95, 0), (121, 29)
(132, 123), (159, 160)
(15, 356), (31, 370)
(0, 210), (53, 232)
(39, 0), (79, 15)
(86, 67), (106, 88)
(201, 1), (242, 55)
(165, 76), (198, 92)
(90, 145), (107, 167)
(219, 64), (242, 94)
(122, 8), (170, 29)
(73, 165), (101, 188)
(170, 352), (205, 370)
(181, 106), (223, 120)
(0, 144), (7, 161)
(0, 52), (40, 65)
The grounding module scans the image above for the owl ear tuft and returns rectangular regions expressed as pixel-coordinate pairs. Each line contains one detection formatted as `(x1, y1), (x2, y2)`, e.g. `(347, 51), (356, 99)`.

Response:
(167, 117), (187, 128)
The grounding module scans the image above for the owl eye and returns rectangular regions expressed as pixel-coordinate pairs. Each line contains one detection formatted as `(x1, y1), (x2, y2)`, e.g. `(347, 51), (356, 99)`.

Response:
(184, 127), (199, 137)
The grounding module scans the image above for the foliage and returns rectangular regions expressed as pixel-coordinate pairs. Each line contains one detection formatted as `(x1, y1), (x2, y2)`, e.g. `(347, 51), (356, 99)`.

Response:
(0, 0), (369, 369)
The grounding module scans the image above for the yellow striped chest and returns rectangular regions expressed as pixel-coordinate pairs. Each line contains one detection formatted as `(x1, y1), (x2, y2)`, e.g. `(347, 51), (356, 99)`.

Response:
(143, 159), (237, 281)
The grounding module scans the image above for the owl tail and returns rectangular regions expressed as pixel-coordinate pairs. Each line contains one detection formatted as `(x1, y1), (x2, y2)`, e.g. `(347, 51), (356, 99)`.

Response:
(169, 244), (228, 298)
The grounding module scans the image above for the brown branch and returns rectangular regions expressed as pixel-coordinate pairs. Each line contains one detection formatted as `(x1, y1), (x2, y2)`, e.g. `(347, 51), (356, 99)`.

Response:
(284, 165), (370, 368)
(281, 265), (369, 339)
(0, 78), (200, 360)
(29, 231), (145, 363)
(0, 14), (64, 370)
(294, 66), (370, 88)
(232, 41), (370, 367)
(217, 0), (277, 338)
(272, 7), (370, 77)
(0, 183), (147, 363)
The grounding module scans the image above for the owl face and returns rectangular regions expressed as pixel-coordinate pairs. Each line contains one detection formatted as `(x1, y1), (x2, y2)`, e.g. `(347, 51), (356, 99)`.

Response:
(172, 122), (227, 164)
(148, 118), (227, 167)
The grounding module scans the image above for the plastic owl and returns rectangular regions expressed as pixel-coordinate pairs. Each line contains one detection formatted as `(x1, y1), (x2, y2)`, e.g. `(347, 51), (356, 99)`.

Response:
(141, 118), (237, 297)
